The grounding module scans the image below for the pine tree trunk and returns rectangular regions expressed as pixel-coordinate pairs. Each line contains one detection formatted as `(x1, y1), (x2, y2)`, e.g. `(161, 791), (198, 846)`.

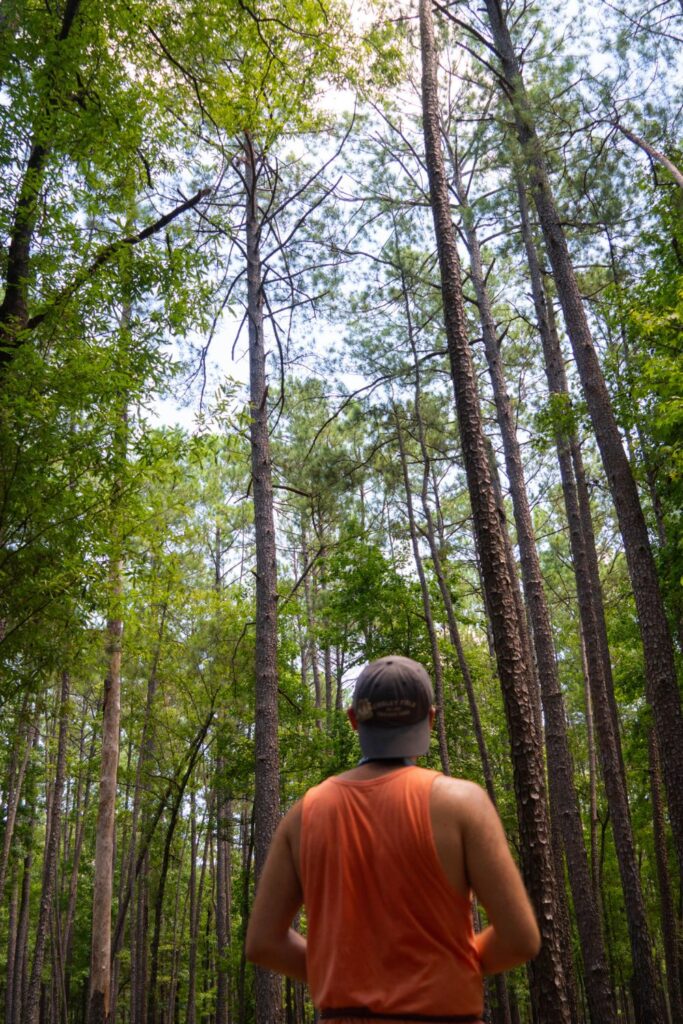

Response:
(480, 0), (683, 900)
(244, 132), (283, 1024)
(419, 4), (570, 1019)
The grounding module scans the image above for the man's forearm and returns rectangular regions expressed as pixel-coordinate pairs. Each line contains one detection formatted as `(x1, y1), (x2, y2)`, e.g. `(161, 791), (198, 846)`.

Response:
(248, 928), (307, 982)
(474, 924), (540, 975)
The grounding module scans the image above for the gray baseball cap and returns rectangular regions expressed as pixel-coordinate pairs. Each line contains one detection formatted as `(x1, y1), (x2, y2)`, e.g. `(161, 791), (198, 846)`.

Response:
(352, 655), (434, 758)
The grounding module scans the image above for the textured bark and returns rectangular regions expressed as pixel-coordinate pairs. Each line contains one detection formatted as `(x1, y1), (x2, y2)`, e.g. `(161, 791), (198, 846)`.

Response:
(394, 407), (451, 775)
(419, 4), (570, 1019)
(25, 671), (70, 1024)
(245, 135), (283, 1024)
(649, 729), (683, 1024)
(481, 0), (683, 904)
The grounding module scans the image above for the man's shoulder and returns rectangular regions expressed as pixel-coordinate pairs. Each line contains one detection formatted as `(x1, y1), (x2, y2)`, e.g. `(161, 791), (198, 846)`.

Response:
(431, 774), (492, 820)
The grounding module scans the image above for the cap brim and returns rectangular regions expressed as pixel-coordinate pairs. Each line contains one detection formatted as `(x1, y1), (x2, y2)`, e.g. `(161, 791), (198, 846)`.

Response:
(357, 717), (431, 759)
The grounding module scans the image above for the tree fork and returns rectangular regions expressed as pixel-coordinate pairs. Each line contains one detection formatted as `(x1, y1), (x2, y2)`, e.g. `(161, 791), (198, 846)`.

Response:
(245, 135), (283, 1024)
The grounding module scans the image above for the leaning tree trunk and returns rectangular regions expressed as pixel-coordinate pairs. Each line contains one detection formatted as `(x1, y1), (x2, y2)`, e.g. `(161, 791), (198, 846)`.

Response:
(419, 4), (570, 1020)
(449, 154), (615, 1024)
(480, 0), (683, 900)
(244, 134), (282, 1024)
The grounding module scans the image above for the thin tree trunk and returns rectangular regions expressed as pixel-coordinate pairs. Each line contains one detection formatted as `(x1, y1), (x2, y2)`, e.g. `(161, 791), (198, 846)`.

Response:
(146, 713), (213, 1024)
(301, 526), (323, 723)
(5, 866), (19, 1024)
(26, 671), (70, 1024)
(88, 342), (129, 1023)
(419, 4), (570, 1019)
(244, 132), (282, 1024)
(394, 407), (451, 774)
(13, 836), (34, 1024)
(480, 0), (683, 917)
(88, 550), (124, 1024)
(61, 723), (96, 1014)
(581, 639), (600, 903)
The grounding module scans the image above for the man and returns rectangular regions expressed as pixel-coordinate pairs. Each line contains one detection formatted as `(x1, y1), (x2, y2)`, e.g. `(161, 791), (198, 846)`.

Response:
(247, 655), (540, 1023)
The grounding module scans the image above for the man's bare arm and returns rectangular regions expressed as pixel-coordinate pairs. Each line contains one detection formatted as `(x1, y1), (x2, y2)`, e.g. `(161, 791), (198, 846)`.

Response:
(461, 783), (541, 974)
(245, 803), (307, 981)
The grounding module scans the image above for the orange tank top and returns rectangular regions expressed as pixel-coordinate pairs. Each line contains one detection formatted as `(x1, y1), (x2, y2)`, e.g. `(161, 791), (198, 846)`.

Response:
(300, 766), (484, 1020)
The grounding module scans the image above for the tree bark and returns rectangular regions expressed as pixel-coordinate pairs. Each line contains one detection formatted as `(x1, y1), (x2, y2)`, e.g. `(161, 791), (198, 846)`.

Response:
(394, 406), (451, 775)
(480, 0), (683, 908)
(244, 134), (283, 1024)
(419, 4), (570, 1019)
(88, 371), (127, 1024)
(88, 550), (123, 1024)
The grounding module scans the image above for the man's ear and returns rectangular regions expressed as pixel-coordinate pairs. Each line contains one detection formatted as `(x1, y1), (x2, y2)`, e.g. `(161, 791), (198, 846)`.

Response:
(347, 707), (359, 732)
(429, 707), (436, 729)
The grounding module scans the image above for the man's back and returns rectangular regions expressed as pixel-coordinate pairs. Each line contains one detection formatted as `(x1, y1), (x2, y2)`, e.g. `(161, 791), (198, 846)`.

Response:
(299, 766), (484, 1020)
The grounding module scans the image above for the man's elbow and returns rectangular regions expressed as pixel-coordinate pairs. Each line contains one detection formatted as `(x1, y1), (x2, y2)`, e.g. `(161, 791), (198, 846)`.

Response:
(521, 921), (542, 961)
(245, 928), (269, 966)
